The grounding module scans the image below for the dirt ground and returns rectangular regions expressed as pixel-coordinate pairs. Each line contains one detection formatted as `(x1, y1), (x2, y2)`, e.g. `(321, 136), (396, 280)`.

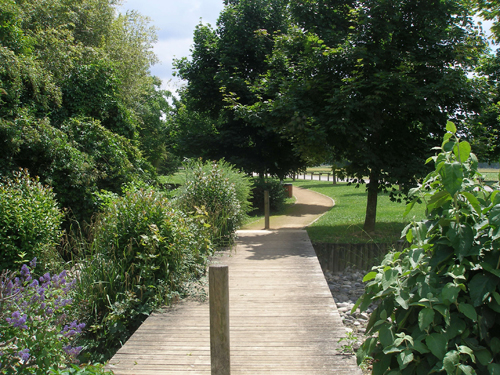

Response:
(241, 186), (334, 230)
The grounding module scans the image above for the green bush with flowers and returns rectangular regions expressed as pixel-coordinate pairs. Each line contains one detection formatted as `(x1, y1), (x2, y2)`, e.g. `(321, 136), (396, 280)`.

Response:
(0, 259), (84, 374)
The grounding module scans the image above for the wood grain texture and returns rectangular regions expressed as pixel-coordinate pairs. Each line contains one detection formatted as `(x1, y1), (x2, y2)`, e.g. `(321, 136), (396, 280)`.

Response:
(108, 230), (362, 375)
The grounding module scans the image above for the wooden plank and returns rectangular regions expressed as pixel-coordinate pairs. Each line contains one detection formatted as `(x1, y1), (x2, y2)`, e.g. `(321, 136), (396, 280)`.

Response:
(108, 230), (361, 375)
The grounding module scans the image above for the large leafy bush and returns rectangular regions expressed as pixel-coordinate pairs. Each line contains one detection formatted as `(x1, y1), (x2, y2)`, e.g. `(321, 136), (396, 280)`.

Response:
(0, 115), (154, 223)
(75, 188), (212, 361)
(250, 177), (287, 213)
(176, 159), (252, 246)
(355, 123), (500, 374)
(0, 170), (63, 272)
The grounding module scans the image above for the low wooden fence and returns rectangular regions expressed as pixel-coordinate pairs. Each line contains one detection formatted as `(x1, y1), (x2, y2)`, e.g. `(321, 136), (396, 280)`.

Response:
(312, 241), (407, 272)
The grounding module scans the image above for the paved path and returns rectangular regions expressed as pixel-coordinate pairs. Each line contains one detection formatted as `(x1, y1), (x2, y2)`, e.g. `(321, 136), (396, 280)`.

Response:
(242, 186), (334, 230)
(108, 188), (361, 374)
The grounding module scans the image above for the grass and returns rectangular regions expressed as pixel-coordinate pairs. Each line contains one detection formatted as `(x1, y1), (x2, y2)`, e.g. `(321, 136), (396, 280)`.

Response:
(288, 180), (426, 244)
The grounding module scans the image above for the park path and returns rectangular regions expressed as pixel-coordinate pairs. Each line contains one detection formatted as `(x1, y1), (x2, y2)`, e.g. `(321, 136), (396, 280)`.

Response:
(242, 186), (334, 230)
(107, 187), (361, 374)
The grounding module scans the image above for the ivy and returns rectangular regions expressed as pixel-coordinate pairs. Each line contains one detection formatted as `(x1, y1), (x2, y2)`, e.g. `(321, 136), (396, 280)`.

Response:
(355, 122), (500, 374)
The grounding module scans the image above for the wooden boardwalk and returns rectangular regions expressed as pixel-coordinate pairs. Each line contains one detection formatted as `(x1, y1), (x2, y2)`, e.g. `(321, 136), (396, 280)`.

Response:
(108, 230), (362, 374)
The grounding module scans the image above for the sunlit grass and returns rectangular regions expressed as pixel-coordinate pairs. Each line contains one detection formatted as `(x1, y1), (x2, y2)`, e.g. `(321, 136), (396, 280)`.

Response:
(289, 180), (426, 244)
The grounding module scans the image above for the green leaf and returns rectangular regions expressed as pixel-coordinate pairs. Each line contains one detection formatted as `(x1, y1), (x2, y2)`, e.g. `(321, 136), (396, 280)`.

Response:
(397, 349), (414, 369)
(363, 271), (377, 282)
(395, 289), (410, 309)
(425, 333), (448, 360)
(458, 303), (477, 322)
(454, 141), (471, 163)
(412, 339), (430, 354)
(441, 162), (463, 196)
(443, 350), (460, 374)
(488, 363), (500, 375)
(489, 204), (500, 228)
(446, 121), (457, 134)
(458, 364), (476, 375)
(382, 268), (398, 289)
(469, 274), (497, 307)
(448, 224), (474, 261)
(442, 283), (460, 304)
(462, 192), (482, 215)
(481, 262), (500, 278)
(379, 324), (394, 347)
(475, 348), (492, 366)
(427, 190), (452, 212)
(490, 337), (500, 355)
(418, 308), (435, 331)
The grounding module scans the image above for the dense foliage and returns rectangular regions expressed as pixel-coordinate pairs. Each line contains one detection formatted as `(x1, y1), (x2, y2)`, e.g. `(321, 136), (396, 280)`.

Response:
(173, 0), (309, 179)
(0, 259), (84, 374)
(227, 0), (487, 232)
(355, 123), (500, 374)
(176, 159), (252, 246)
(250, 178), (287, 213)
(0, 170), (63, 272)
(0, 0), (171, 223)
(74, 188), (213, 361)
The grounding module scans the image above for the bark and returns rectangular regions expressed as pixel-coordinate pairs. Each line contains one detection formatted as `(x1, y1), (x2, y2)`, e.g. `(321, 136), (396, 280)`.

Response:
(363, 170), (379, 233)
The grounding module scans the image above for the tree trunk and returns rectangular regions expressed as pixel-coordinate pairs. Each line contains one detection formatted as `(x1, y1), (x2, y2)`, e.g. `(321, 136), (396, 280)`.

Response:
(363, 170), (379, 233)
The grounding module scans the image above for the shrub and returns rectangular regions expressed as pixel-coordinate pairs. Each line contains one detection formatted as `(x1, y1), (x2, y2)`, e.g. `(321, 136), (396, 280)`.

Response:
(355, 122), (500, 374)
(0, 114), (155, 224)
(0, 259), (84, 374)
(176, 159), (252, 246)
(251, 177), (287, 213)
(74, 188), (212, 361)
(0, 169), (63, 272)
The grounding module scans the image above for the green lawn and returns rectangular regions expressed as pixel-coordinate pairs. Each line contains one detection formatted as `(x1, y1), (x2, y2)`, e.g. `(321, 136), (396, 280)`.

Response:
(289, 180), (426, 244)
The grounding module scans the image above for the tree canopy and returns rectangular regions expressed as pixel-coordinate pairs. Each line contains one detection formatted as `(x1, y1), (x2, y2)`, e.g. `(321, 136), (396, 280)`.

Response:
(173, 0), (309, 179)
(0, 0), (172, 222)
(229, 0), (487, 231)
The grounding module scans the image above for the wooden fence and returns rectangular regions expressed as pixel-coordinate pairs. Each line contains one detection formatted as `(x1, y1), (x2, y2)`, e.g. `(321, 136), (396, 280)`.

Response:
(312, 241), (407, 272)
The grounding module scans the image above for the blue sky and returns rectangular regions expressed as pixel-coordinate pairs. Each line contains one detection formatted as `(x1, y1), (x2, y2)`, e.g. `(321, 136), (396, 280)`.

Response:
(117, 1), (496, 94)
(118, 0), (226, 93)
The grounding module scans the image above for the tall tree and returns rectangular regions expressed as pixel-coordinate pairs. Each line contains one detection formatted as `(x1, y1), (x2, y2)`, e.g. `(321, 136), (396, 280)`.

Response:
(232, 0), (486, 232)
(0, 0), (164, 222)
(174, 0), (308, 179)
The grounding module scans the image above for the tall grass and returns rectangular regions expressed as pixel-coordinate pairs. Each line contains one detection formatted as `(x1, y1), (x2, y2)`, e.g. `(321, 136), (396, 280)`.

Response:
(175, 159), (252, 246)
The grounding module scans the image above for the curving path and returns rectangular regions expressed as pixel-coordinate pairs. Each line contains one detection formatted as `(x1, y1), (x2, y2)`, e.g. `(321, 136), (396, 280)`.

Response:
(241, 186), (334, 230)
(108, 185), (362, 375)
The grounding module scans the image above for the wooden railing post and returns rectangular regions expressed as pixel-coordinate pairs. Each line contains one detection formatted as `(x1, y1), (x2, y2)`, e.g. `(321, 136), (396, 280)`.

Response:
(264, 190), (270, 230)
(210, 265), (230, 375)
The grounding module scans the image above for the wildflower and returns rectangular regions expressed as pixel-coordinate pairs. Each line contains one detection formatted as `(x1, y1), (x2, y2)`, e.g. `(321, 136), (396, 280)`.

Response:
(6, 311), (28, 329)
(17, 348), (30, 362)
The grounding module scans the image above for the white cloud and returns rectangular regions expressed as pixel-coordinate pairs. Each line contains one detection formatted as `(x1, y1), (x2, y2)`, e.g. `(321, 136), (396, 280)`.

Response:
(119, 0), (224, 93)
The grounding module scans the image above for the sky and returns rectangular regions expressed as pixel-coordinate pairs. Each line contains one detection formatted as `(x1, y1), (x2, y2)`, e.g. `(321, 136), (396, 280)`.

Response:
(117, 1), (497, 95)
(118, 0), (226, 93)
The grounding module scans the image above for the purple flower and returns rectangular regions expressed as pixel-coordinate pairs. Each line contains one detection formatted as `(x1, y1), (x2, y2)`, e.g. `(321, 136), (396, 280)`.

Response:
(63, 345), (82, 358)
(61, 320), (86, 337)
(29, 258), (37, 268)
(6, 311), (28, 329)
(20, 264), (30, 278)
(17, 348), (30, 362)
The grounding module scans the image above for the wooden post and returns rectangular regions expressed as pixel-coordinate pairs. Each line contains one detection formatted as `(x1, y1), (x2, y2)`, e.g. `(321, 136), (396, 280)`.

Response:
(210, 265), (230, 375)
(264, 190), (270, 229)
(311, 173), (314, 181)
